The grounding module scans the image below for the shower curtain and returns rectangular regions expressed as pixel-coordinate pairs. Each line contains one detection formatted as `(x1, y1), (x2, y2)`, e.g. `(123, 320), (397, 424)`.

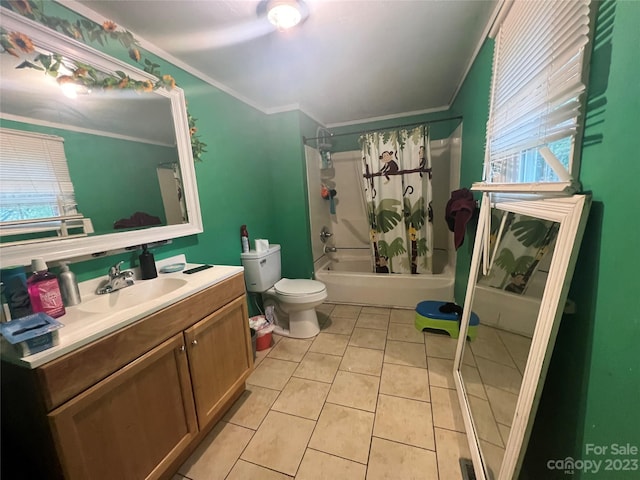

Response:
(480, 212), (559, 294)
(360, 125), (433, 274)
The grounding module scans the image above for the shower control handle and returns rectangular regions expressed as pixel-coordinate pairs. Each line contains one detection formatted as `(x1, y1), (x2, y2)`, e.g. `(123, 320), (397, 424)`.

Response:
(320, 227), (333, 243)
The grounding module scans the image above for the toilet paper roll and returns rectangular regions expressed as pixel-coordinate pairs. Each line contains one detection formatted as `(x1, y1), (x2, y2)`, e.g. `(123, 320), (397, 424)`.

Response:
(255, 239), (269, 252)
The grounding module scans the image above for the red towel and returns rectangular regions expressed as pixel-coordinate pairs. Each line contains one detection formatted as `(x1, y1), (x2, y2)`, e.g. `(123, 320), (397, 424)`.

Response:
(445, 189), (476, 249)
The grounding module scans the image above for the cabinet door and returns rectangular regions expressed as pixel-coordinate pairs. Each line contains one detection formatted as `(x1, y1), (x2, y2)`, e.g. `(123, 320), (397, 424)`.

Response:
(48, 333), (197, 480)
(185, 295), (252, 429)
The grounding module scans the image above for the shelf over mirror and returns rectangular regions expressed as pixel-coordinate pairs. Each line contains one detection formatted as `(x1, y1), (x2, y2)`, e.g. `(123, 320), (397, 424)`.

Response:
(0, 8), (202, 266)
(454, 192), (591, 480)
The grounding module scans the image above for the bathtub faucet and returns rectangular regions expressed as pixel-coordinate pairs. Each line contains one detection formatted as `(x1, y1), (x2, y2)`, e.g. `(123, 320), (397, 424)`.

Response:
(320, 227), (333, 243)
(324, 246), (337, 253)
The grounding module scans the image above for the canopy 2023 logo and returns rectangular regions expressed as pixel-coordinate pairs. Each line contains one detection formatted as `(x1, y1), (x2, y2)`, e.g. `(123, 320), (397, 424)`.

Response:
(547, 444), (638, 475)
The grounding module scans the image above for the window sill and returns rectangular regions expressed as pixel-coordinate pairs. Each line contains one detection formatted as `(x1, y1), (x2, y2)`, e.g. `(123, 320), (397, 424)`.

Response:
(471, 180), (580, 195)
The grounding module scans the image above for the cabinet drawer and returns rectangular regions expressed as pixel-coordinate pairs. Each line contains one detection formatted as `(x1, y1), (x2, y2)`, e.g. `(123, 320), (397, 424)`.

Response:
(37, 273), (245, 411)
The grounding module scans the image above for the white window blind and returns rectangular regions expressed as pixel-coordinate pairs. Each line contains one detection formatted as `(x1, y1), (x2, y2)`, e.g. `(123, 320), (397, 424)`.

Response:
(483, 0), (592, 189)
(0, 128), (78, 222)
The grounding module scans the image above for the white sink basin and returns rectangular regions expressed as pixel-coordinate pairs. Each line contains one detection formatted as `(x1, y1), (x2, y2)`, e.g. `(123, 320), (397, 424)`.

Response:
(78, 278), (188, 314)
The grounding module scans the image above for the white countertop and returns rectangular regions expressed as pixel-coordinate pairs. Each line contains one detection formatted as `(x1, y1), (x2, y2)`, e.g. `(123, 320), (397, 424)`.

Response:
(1, 255), (244, 369)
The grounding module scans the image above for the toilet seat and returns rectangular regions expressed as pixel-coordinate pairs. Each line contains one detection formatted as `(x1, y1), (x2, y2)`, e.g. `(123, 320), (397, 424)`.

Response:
(274, 278), (326, 296)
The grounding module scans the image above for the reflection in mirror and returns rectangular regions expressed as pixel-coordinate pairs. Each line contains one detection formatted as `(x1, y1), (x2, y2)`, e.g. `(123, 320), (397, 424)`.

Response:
(0, 8), (202, 266)
(0, 20), (185, 239)
(454, 194), (590, 480)
(462, 210), (559, 477)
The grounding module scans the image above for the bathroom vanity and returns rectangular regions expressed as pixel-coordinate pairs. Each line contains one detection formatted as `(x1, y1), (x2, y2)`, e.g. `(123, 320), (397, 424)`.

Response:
(0, 266), (253, 480)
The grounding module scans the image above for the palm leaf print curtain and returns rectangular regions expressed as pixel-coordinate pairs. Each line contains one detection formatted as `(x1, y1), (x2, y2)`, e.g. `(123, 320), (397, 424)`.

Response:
(360, 126), (433, 274)
(480, 212), (559, 294)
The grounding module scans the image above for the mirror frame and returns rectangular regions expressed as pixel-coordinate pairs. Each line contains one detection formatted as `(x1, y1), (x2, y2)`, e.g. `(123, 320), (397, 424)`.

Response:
(0, 8), (203, 266)
(453, 192), (591, 480)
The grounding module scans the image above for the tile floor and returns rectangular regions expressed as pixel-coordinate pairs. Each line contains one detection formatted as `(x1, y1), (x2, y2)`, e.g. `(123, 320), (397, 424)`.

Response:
(173, 304), (530, 480)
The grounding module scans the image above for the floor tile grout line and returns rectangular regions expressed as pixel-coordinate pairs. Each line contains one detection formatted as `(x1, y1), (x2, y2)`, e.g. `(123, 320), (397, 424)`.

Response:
(224, 457), (295, 479)
(362, 367), (381, 472)
(371, 434), (439, 453)
(496, 325), (529, 376)
(472, 356), (523, 399)
(296, 396), (336, 476)
(429, 380), (442, 480)
(221, 421), (257, 480)
(377, 389), (431, 404)
(270, 374), (331, 421)
(324, 399), (378, 415)
(434, 423), (467, 435)
(305, 446), (369, 467)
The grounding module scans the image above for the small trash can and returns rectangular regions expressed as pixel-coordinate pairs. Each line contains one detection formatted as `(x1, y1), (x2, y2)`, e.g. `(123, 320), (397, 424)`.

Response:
(415, 300), (479, 340)
(249, 315), (274, 351)
(255, 328), (273, 351)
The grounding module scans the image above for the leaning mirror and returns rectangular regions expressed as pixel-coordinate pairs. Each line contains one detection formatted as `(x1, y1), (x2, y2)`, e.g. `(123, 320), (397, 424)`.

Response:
(453, 193), (591, 480)
(0, 8), (202, 266)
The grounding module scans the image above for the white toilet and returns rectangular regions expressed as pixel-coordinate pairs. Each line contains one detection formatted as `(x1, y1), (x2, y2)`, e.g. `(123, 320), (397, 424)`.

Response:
(241, 244), (327, 339)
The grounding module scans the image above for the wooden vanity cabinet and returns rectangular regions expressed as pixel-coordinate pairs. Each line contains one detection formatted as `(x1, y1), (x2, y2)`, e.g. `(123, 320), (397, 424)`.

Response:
(185, 296), (252, 429)
(48, 333), (198, 480)
(0, 273), (253, 480)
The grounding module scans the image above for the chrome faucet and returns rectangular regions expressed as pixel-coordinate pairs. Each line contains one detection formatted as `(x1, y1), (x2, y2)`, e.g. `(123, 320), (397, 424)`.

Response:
(96, 261), (134, 294)
(324, 246), (337, 253)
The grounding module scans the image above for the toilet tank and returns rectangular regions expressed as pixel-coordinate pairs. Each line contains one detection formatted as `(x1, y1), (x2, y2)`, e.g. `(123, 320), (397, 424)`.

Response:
(240, 244), (281, 292)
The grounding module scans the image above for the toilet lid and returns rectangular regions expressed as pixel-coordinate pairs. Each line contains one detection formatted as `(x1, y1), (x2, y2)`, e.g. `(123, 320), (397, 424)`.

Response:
(274, 278), (326, 296)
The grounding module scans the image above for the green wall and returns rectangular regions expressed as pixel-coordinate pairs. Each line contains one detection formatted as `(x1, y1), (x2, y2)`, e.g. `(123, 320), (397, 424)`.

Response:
(448, 39), (495, 304)
(68, 135), (176, 233)
(264, 111), (314, 280)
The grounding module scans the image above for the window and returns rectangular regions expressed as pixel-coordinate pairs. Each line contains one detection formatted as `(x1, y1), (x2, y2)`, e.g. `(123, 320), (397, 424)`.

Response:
(0, 128), (77, 221)
(0, 128), (91, 244)
(481, 0), (593, 191)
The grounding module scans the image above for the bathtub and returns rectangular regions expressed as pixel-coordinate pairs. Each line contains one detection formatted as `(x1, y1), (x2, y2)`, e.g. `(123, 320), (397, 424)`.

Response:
(314, 249), (454, 308)
(471, 284), (540, 337)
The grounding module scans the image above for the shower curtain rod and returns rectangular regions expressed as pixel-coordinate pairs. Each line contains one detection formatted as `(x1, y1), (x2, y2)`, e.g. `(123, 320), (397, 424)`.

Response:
(302, 115), (463, 143)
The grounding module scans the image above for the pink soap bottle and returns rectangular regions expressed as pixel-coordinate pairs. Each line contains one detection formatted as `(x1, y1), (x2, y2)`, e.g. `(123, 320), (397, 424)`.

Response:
(27, 258), (65, 318)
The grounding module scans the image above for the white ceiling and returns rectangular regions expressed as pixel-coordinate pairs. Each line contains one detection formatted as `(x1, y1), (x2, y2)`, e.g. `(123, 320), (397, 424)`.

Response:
(70, 0), (499, 126)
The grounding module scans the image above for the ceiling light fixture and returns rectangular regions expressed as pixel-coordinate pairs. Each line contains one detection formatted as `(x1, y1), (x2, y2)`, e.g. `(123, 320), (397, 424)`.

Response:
(265, 0), (306, 30)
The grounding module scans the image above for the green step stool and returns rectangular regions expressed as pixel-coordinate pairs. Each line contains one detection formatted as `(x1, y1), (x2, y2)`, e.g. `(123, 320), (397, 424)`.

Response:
(415, 300), (479, 340)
